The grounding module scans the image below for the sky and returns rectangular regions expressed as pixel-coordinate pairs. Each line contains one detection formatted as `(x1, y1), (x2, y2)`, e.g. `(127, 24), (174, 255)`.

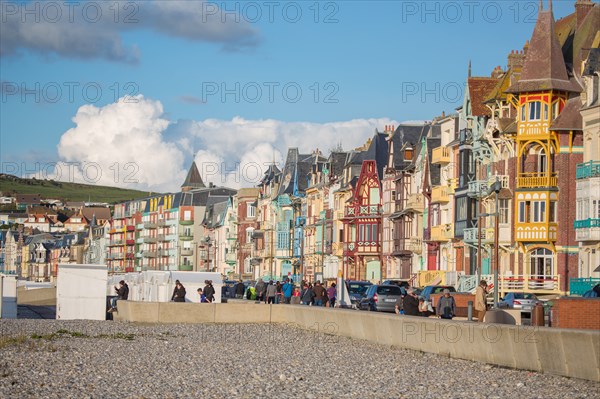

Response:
(0, 0), (578, 192)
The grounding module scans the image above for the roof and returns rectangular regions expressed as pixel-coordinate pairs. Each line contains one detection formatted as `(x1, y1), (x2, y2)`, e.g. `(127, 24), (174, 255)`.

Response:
(468, 77), (497, 116)
(506, 6), (581, 93)
(181, 161), (206, 190)
(81, 207), (111, 222)
(16, 194), (41, 204)
(550, 96), (583, 131)
(390, 123), (429, 169)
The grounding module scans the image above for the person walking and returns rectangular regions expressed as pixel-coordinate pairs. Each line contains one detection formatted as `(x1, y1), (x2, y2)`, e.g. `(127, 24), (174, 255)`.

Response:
(275, 281), (283, 304)
(197, 288), (209, 303)
(282, 278), (294, 304)
(300, 283), (314, 305)
(266, 280), (277, 304)
(255, 279), (265, 302)
(171, 280), (186, 302)
(313, 281), (325, 306)
(235, 280), (245, 299)
(475, 280), (488, 322)
(437, 289), (456, 320)
(326, 282), (337, 308)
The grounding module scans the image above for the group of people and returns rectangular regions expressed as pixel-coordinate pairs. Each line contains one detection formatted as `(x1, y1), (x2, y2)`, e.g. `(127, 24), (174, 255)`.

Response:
(394, 287), (450, 318)
(171, 279), (215, 303)
(299, 281), (337, 307)
(250, 278), (297, 304)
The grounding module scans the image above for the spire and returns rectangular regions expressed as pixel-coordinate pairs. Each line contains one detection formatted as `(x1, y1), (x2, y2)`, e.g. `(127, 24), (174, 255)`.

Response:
(468, 60), (472, 78)
(181, 161), (206, 192)
(506, 3), (581, 93)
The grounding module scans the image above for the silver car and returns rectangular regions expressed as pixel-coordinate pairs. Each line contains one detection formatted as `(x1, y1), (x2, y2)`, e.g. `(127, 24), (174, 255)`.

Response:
(499, 292), (542, 313)
(359, 284), (403, 313)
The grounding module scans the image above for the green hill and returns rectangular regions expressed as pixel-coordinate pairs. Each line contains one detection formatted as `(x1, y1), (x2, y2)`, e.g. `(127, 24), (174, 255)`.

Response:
(0, 174), (157, 204)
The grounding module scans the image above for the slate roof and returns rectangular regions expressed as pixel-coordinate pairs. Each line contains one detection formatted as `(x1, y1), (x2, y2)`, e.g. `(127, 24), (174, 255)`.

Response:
(468, 77), (497, 116)
(181, 161), (206, 190)
(390, 123), (429, 170)
(506, 6), (582, 93)
(550, 96), (584, 131)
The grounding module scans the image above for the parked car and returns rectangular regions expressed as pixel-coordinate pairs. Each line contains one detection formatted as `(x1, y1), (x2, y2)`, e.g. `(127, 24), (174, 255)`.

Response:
(382, 280), (410, 295)
(346, 281), (373, 309)
(358, 284), (403, 313)
(582, 284), (600, 298)
(419, 285), (456, 314)
(498, 292), (542, 313)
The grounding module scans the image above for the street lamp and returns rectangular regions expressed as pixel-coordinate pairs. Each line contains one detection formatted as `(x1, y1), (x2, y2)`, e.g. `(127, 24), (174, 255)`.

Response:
(487, 177), (502, 309)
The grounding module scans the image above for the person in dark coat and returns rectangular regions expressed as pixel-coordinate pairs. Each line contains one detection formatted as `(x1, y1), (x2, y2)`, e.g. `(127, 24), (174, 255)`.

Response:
(235, 280), (245, 299)
(171, 280), (186, 302)
(301, 284), (314, 305)
(203, 280), (215, 303)
(402, 288), (420, 316)
(109, 280), (129, 312)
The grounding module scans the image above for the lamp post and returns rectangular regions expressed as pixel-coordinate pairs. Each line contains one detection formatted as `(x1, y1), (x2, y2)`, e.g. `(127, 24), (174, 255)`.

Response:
(487, 177), (502, 309)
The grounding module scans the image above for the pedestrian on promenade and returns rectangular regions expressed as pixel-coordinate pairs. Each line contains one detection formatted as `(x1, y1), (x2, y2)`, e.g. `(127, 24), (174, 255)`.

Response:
(235, 280), (245, 299)
(197, 288), (209, 303)
(437, 289), (456, 320)
(275, 281), (283, 304)
(171, 280), (186, 302)
(282, 278), (294, 304)
(109, 280), (129, 312)
(266, 280), (277, 304)
(327, 282), (337, 308)
(418, 296), (433, 317)
(475, 280), (488, 322)
(204, 280), (215, 303)
(402, 288), (420, 316)
(313, 281), (325, 306)
(255, 279), (265, 302)
(301, 284), (314, 305)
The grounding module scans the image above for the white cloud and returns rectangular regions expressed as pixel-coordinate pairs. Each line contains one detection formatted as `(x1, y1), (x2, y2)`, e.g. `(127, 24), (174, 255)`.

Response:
(51, 95), (398, 192)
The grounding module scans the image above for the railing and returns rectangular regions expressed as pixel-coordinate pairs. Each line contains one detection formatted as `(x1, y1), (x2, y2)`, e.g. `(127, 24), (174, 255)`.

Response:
(447, 178), (458, 191)
(569, 277), (600, 295)
(417, 271), (460, 287)
(463, 227), (494, 244)
(126, 239), (135, 246)
(178, 233), (193, 241)
(180, 248), (193, 256)
(430, 224), (453, 241)
(142, 251), (156, 258)
(143, 221), (157, 229)
(431, 186), (450, 204)
(574, 218), (600, 229)
(179, 219), (194, 225)
(179, 264), (193, 271)
(498, 275), (561, 293)
(143, 236), (157, 243)
(405, 193), (425, 213)
(432, 146), (450, 164)
(575, 219), (600, 241)
(517, 172), (558, 188)
(576, 161), (600, 179)
(226, 253), (237, 263)
(467, 180), (489, 198)
(407, 237), (422, 254)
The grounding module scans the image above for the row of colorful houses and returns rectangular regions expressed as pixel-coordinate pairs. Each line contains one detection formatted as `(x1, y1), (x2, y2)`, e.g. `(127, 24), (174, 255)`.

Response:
(1, 1), (598, 295)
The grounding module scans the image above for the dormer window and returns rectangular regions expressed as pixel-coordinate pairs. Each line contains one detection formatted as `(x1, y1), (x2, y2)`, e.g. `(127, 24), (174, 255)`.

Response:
(404, 148), (413, 161)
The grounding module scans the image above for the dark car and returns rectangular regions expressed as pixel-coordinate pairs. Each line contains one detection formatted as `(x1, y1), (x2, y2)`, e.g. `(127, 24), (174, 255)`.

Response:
(359, 284), (403, 313)
(582, 284), (600, 298)
(346, 281), (373, 309)
(382, 280), (410, 296)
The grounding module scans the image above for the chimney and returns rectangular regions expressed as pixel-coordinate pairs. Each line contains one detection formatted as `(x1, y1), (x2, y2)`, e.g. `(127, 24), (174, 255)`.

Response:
(575, 0), (594, 28)
(441, 111), (445, 118)
(508, 48), (526, 70)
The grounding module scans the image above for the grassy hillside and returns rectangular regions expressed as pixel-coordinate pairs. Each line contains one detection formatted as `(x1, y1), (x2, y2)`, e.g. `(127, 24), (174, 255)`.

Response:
(0, 174), (157, 204)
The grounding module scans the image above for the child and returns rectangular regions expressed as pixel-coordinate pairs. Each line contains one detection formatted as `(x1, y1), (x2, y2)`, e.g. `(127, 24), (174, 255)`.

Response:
(197, 288), (208, 303)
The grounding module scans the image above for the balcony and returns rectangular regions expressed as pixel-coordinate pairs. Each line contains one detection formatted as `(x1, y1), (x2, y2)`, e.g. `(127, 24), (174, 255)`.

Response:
(407, 237), (422, 254)
(576, 161), (600, 180)
(144, 222), (157, 229)
(432, 146), (450, 165)
(430, 224), (453, 242)
(179, 219), (194, 226)
(125, 239), (135, 246)
(143, 236), (157, 243)
(125, 253), (135, 260)
(136, 223), (144, 230)
(179, 264), (193, 271)
(447, 178), (458, 191)
(136, 237), (144, 244)
(180, 248), (193, 256)
(345, 204), (381, 217)
(498, 274), (561, 294)
(226, 253), (237, 263)
(517, 173), (558, 188)
(179, 232), (193, 241)
(157, 234), (168, 242)
(108, 240), (124, 247)
(126, 225), (136, 231)
(515, 222), (558, 242)
(431, 186), (451, 204)
(405, 193), (425, 213)
(574, 218), (600, 242)
(467, 180), (489, 198)
(463, 227), (494, 244)
(142, 251), (156, 258)
(157, 219), (167, 227)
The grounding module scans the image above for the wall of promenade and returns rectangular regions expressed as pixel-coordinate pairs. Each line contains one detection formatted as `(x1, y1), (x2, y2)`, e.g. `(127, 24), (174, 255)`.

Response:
(113, 301), (599, 382)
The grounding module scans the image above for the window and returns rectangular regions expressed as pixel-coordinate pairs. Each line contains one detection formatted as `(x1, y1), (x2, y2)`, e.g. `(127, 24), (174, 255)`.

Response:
(528, 101), (541, 121)
(183, 210), (191, 221)
(530, 248), (554, 279)
(456, 197), (467, 221)
(247, 203), (256, 218)
(246, 227), (254, 242)
(549, 201), (557, 223)
(552, 101), (559, 119)
(359, 224), (365, 242)
(543, 103), (549, 120)
(404, 148), (413, 161)
(372, 224), (378, 242)
(520, 105), (526, 122)
(499, 199), (509, 224)
(532, 201), (546, 223)
(519, 201), (531, 223)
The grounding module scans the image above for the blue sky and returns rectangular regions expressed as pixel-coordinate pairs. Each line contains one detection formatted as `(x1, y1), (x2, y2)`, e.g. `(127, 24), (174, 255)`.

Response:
(0, 0), (577, 190)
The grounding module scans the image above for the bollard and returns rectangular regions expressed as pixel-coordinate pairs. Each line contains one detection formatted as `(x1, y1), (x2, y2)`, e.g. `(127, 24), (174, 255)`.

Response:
(532, 303), (545, 327)
(467, 300), (473, 321)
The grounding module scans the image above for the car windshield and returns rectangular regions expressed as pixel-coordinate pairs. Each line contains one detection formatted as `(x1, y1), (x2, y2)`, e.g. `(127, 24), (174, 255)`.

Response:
(513, 293), (537, 300)
(348, 284), (371, 295)
(377, 286), (401, 295)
